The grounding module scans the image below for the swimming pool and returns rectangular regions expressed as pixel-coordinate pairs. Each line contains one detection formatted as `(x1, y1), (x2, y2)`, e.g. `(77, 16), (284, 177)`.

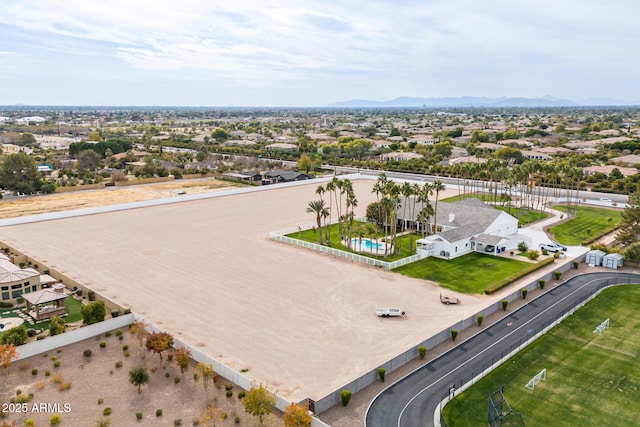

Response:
(350, 238), (385, 253)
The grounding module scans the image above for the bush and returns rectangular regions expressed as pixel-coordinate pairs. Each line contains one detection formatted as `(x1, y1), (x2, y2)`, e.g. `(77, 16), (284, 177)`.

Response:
(59, 382), (71, 391)
(192, 418), (200, 426)
(0, 301), (13, 308)
(237, 391), (246, 399)
(174, 376), (181, 384)
(81, 301), (106, 325)
(98, 398), (104, 405)
(174, 419), (182, 426)
(450, 329), (458, 341)
(88, 290), (96, 301)
(554, 271), (562, 280)
(165, 372), (171, 378)
(418, 345), (427, 360)
(50, 414), (62, 426)
(53, 361), (60, 368)
(84, 349), (92, 358)
(115, 361), (123, 369)
(538, 279), (546, 289)
(341, 389), (352, 406)
(573, 261), (579, 269)
(527, 250), (540, 260)
(103, 408), (112, 416)
(501, 300), (509, 311)
(234, 415), (240, 424)
(26, 328), (37, 337)
(136, 412), (143, 420)
(123, 345), (129, 351)
(156, 409), (163, 417)
(378, 367), (386, 382)
(111, 310), (120, 318)
(477, 315), (484, 326)
(105, 332), (111, 338)
(100, 342), (107, 349)
(31, 369), (38, 375)
(521, 288), (528, 299)
(225, 384), (233, 391)
(45, 371), (50, 377)
(226, 390), (233, 397)
(517, 241), (528, 252)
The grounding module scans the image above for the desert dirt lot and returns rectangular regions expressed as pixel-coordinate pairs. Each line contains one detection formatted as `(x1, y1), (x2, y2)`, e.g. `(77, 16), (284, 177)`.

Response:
(0, 178), (488, 407)
(0, 177), (238, 219)
(0, 325), (282, 427)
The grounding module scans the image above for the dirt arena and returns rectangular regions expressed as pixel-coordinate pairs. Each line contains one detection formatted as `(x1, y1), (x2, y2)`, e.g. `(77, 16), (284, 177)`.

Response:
(0, 178), (490, 404)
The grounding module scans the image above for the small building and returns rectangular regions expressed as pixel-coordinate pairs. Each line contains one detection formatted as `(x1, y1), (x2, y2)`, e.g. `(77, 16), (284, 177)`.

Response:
(263, 169), (309, 184)
(585, 250), (606, 266)
(0, 253), (42, 304)
(23, 284), (67, 321)
(602, 253), (624, 269)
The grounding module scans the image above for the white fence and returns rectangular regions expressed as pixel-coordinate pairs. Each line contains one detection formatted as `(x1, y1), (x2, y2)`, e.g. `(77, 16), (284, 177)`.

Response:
(14, 313), (135, 361)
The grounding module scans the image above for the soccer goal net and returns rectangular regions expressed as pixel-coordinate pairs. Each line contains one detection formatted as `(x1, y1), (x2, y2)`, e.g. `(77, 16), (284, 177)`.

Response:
(525, 368), (546, 391)
(593, 318), (610, 335)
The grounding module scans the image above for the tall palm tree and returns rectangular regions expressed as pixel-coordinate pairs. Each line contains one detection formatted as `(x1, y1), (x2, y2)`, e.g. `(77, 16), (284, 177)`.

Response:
(432, 179), (445, 234)
(325, 178), (336, 245)
(306, 200), (328, 244)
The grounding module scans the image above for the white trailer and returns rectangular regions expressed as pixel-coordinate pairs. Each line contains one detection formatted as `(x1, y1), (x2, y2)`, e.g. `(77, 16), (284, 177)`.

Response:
(376, 306), (406, 318)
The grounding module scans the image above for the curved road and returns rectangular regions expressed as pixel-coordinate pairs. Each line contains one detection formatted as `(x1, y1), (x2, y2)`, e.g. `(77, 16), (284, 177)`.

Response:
(365, 272), (640, 427)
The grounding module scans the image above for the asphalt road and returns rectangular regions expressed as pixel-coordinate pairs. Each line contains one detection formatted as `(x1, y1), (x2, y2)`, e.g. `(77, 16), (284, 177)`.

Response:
(365, 272), (640, 427)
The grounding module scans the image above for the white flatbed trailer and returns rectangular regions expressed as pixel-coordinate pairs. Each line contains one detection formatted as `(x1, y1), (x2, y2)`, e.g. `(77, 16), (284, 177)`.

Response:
(376, 307), (406, 318)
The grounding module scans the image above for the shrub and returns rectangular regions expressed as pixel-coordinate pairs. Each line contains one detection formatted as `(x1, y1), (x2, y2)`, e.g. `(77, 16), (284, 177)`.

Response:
(24, 418), (35, 427)
(554, 271), (562, 280)
(88, 290), (96, 301)
(221, 413), (227, 420)
(418, 345), (427, 360)
(45, 371), (50, 377)
(100, 342), (107, 349)
(123, 345), (129, 351)
(26, 328), (37, 337)
(573, 261), (579, 269)
(53, 361), (60, 368)
(103, 408), (112, 416)
(341, 389), (352, 406)
(378, 367), (386, 382)
(527, 250), (540, 260)
(538, 279), (546, 289)
(226, 390), (233, 397)
(50, 414), (62, 426)
(105, 332), (111, 338)
(165, 372), (171, 378)
(111, 310), (120, 318)
(136, 412), (143, 420)
(541, 248), (548, 256)
(501, 300), (509, 311)
(124, 351), (130, 358)
(81, 301), (105, 325)
(31, 369), (38, 376)
(84, 349), (92, 357)
(98, 398), (104, 404)
(477, 315), (484, 326)
(174, 419), (183, 426)
(156, 409), (163, 417)
(59, 382), (71, 391)
(115, 361), (123, 369)
(225, 384), (233, 391)
(174, 376), (181, 384)
(234, 415), (240, 424)
(521, 288), (528, 299)
(517, 241), (528, 252)
(237, 391), (246, 399)
(116, 330), (123, 337)
(192, 417), (200, 426)
(450, 329), (458, 341)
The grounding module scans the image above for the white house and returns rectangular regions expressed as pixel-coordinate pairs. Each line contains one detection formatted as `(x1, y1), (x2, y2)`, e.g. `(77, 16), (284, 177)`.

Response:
(398, 198), (520, 259)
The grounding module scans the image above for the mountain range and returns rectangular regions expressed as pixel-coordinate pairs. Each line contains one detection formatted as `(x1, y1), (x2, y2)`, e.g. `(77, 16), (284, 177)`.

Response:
(328, 95), (636, 108)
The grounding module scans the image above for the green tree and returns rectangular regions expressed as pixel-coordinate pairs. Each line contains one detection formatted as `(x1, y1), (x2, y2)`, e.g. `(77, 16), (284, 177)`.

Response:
(431, 180), (445, 234)
(81, 301), (106, 325)
(242, 384), (275, 427)
(0, 152), (41, 193)
(495, 146), (523, 164)
(129, 366), (149, 394)
(297, 153), (314, 175)
(19, 132), (37, 147)
(306, 200), (328, 244)
(76, 149), (102, 173)
(174, 347), (191, 376)
(1, 325), (28, 346)
(617, 192), (640, 245)
(49, 316), (66, 336)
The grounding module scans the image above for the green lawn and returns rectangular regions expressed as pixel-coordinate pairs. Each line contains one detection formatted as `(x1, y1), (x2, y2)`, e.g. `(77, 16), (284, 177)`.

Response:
(442, 193), (498, 203)
(286, 222), (419, 262)
(494, 206), (549, 226)
(0, 296), (84, 338)
(393, 252), (531, 294)
(443, 285), (640, 427)
(549, 205), (622, 245)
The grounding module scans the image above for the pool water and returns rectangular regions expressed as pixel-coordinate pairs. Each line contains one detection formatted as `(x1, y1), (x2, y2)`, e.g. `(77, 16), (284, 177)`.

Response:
(351, 238), (384, 251)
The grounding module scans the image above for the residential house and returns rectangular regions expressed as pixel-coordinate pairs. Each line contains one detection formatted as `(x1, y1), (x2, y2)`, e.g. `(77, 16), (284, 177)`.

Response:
(263, 169), (309, 184)
(397, 199), (520, 259)
(610, 154), (640, 168)
(583, 165), (637, 177)
(380, 152), (423, 161)
(0, 253), (46, 304)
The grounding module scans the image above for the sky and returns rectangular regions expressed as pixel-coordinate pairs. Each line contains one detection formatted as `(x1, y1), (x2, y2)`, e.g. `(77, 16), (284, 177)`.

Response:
(1, 0), (639, 107)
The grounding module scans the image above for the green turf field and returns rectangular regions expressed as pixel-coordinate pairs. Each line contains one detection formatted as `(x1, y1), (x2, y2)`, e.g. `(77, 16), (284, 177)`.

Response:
(443, 285), (640, 427)
(549, 205), (621, 245)
(393, 252), (531, 294)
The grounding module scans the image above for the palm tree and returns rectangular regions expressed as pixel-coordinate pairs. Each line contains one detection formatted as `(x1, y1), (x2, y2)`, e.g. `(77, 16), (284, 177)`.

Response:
(432, 180), (445, 234)
(306, 200), (328, 244)
(325, 178), (336, 245)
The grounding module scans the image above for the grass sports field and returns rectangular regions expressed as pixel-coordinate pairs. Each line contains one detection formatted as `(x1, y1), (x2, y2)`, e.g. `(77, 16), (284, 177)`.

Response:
(550, 205), (621, 245)
(393, 252), (531, 294)
(443, 285), (640, 426)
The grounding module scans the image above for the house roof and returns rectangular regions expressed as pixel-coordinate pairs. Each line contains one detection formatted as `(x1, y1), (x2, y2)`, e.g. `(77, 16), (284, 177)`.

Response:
(0, 254), (40, 284)
(23, 288), (67, 305)
(603, 253), (624, 260)
(471, 233), (506, 245)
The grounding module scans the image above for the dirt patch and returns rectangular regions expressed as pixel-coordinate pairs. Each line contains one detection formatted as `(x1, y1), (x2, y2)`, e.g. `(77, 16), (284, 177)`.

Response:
(0, 177), (238, 219)
(0, 328), (282, 427)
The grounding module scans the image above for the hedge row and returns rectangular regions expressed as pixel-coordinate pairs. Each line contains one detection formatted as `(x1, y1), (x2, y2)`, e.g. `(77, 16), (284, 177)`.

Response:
(484, 257), (555, 294)
(580, 226), (620, 246)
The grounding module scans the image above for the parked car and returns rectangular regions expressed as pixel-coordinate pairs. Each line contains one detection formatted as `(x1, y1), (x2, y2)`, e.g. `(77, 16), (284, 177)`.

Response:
(600, 197), (612, 203)
(485, 245), (495, 252)
(539, 243), (567, 253)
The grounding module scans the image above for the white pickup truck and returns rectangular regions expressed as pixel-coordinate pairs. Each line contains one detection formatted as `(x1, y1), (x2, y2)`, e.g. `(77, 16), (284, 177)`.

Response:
(376, 307), (406, 318)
